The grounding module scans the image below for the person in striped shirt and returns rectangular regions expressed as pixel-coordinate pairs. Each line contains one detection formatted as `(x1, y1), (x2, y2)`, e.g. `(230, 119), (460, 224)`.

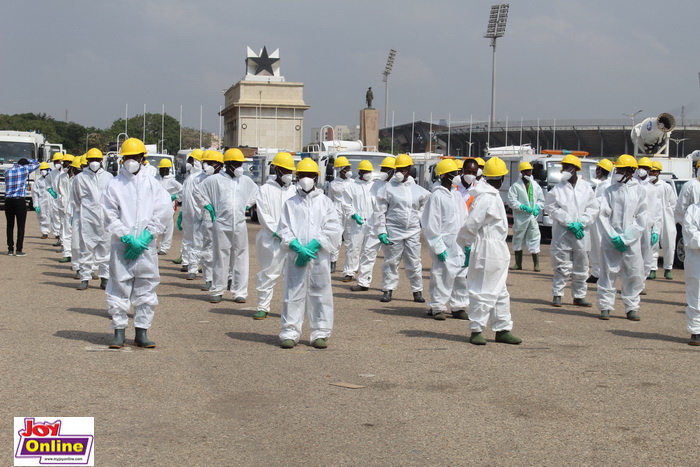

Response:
(4, 157), (39, 256)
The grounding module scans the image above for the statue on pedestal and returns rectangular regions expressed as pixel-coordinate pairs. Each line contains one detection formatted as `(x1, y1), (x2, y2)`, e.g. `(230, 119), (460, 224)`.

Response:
(366, 87), (374, 109)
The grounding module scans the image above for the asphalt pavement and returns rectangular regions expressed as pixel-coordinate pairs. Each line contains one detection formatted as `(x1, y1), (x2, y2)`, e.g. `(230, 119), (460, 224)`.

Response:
(2, 212), (698, 466)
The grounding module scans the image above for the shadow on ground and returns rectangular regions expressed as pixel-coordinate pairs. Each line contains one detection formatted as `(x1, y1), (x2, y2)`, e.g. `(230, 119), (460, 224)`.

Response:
(606, 329), (688, 344)
(54, 329), (110, 345)
(225, 331), (280, 347)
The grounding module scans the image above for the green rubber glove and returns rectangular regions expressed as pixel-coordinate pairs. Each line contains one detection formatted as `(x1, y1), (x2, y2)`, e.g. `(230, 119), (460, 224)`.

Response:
(289, 238), (304, 254)
(612, 236), (627, 252)
(121, 234), (136, 245)
(34, 206), (40, 214)
(48, 188), (57, 199)
(520, 203), (532, 213)
(378, 233), (393, 245)
(204, 204), (216, 222)
(651, 232), (659, 245)
(272, 231), (280, 239)
(306, 238), (322, 254)
(352, 213), (364, 225)
(124, 245), (141, 260)
(532, 206), (540, 217)
(463, 246), (472, 268)
(171, 194), (178, 201)
(290, 239), (317, 266)
(575, 228), (585, 240)
(437, 250), (448, 262)
(176, 211), (183, 231)
(137, 229), (154, 247)
(567, 222), (578, 233)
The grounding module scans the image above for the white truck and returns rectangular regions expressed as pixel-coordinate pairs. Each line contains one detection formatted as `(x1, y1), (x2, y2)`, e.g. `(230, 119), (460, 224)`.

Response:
(0, 130), (55, 202)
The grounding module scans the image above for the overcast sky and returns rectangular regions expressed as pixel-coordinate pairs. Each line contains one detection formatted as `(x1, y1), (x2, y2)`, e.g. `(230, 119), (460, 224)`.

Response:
(2, 0), (698, 145)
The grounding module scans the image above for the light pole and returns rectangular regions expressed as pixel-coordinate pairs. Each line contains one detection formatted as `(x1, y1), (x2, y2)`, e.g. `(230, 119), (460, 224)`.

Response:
(382, 49), (397, 128)
(622, 110), (643, 127)
(484, 4), (509, 128)
(116, 132), (128, 153)
(158, 139), (166, 154)
(465, 141), (474, 158)
(85, 132), (99, 152)
(670, 137), (689, 157)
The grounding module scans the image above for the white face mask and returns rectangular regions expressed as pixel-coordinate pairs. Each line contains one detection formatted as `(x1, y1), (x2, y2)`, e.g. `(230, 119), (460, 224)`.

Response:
(193, 160), (203, 171)
(476, 168), (483, 177)
(377, 172), (389, 182)
(560, 171), (573, 182)
(54, 163), (62, 170)
(233, 167), (244, 178)
(394, 172), (405, 183)
(613, 173), (625, 183)
(298, 177), (315, 192)
(186, 162), (193, 172)
(463, 174), (476, 185)
(649, 175), (658, 182)
(203, 163), (215, 176)
(637, 168), (648, 178)
(280, 173), (293, 186)
(523, 174), (533, 181)
(40, 170), (48, 176)
(163, 173), (174, 179)
(124, 159), (140, 174)
(344, 170), (353, 179)
(362, 172), (372, 181)
(89, 161), (101, 172)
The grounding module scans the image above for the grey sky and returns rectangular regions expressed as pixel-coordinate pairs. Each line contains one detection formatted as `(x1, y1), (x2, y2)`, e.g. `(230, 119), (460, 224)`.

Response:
(2, 0), (698, 146)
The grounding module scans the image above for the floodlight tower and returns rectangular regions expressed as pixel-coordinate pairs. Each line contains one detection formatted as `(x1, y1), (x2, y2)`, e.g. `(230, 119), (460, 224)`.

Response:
(484, 4), (509, 128)
(383, 49), (397, 128)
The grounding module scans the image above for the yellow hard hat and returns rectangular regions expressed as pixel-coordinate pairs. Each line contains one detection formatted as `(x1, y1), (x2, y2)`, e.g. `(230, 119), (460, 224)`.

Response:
(615, 154), (638, 169)
(51, 153), (63, 161)
(475, 157), (486, 167)
(561, 154), (582, 170)
(189, 149), (204, 161)
(394, 154), (414, 168)
(223, 148), (245, 162)
(597, 159), (614, 172)
(271, 152), (295, 171)
(63, 154), (75, 162)
(296, 157), (320, 175)
(334, 156), (351, 168)
(696, 159), (700, 168)
(379, 156), (395, 169)
(158, 158), (173, 168)
(358, 160), (374, 172)
(38, 162), (50, 170)
(120, 138), (147, 156)
(203, 150), (224, 164)
(435, 159), (459, 176)
(518, 161), (534, 172)
(86, 148), (103, 160)
(483, 157), (508, 178)
(637, 157), (653, 169)
(80, 155), (88, 166)
(651, 161), (663, 171)
(455, 159), (464, 169)
(70, 157), (83, 169)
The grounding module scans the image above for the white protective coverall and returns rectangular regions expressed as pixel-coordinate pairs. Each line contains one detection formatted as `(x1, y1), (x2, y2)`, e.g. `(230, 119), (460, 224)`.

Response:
(71, 167), (114, 281)
(46, 167), (63, 237)
(194, 171), (258, 298)
(277, 187), (342, 343)
(422, 182), (468, 313)
(596, 178), (647, 313)
(180, 166), (203, 272)
(155, 174), (183, 254)
(656, 179), (677, 270)
(544, 178), (599, 299)
(355, 179), (389, 288)
(682, 204), (700, 334)
(507, 178), (544, 253)
(341, 176), (375, 277)
(457, 181), (513, 333)
(376, 176), (430, 293)
(590, 178), (611, 278)
(675, 177), (700, 223)
(102, 166), (172, 330)
(32, 171), (52, 236)
(142, 162), (158, 178)
(326, 176), (354, 263)
(642, 179), (664, 275)
(56, 171), (74, 259)
(255, 177), (296, 312)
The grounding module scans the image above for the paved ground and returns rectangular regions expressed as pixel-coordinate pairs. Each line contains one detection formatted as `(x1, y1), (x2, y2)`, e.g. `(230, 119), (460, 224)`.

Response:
(2, 212), (698, 466)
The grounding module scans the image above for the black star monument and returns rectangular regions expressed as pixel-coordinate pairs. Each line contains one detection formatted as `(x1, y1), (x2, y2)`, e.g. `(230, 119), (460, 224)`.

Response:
(250, 46), (279, 75)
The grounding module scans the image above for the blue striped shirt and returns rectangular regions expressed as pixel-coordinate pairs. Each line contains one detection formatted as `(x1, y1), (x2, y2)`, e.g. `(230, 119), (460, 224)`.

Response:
(4, 160), (39, 198)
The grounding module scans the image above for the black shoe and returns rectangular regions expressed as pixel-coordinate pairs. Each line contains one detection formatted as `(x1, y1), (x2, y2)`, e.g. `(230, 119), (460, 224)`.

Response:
(330, 261), (337, 273)
(350, 285), (369, 292)
(586, 275), (598, 284)
(7, 249), (14, 256)
(413, 291), (425, 303)
(342, 275), (354, 282)
(689, 334), (700, 346)
(180, 265), (188, 272)
(40, 234), (48, 239)
(134, 328), (156, 348)
(100, 278), (108, 290)
(157, 251), (166, 256)
(109, 329), (126, 349)
(52, 240), (62, 247)
(552, 296), (562, 307)
(380, 290), (392, 303)
(15, 251), (26, 257)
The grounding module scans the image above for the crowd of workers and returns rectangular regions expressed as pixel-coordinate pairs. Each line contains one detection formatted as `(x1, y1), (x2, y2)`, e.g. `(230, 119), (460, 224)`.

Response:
(6, 136), (700, 349)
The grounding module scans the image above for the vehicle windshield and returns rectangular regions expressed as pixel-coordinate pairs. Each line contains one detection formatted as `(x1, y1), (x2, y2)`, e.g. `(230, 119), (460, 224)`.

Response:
(144, 155), (172, 169)
(542, 161), (597, 185)
(0, 142), (36, 163)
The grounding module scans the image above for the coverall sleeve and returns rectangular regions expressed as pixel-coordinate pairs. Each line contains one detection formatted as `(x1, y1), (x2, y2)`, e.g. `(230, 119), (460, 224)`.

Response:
(579, 187), (600, 228)
(316, 197), (343, 252)
(421, 194), (446, 255)
(597, 191), (615, 241)
(192, 180), (210, 209)
(544, 188), (572, 227)
(534, 183), (545, 209)
(683, 205), (700, 250)
(675, 183), (692, 223)
(256, 187), (277, 233)
(621, 186), (647, 244)
(277, 200), (295, 247)
(375, 184), (389, 235)
(246, 181), (259, 208)
(666, 182), (678, 209)
(146, 183), (174, 236)
(507, 183), (524, 211)
(458, 195), (489, 247)
(416, 187), (430, 219)
(341, 185), (355, 221)
(102, 183), (130, 238)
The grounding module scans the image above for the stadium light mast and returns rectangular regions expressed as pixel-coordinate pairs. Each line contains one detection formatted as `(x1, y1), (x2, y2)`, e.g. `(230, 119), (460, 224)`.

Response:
(383, 49), (397, 128)
(484, 4), (509, 128)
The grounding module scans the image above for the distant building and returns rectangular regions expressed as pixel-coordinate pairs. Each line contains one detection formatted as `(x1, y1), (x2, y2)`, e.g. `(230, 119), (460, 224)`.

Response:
(310, 124), (361, 144)
(220, 47), (309, 152)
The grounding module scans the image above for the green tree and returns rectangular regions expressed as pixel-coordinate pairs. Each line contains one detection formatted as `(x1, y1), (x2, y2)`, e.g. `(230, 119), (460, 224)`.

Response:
(378, 137), (402, 155)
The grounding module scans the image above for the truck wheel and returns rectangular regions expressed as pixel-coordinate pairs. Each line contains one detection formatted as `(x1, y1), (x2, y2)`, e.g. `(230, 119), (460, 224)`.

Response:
(250, 205), (258, 223)
(674, 234), (685, 270)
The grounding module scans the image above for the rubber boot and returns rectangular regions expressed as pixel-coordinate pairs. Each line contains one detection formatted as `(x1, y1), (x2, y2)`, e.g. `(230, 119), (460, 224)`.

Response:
(280, 339), (295, 349)
(451, 310), (469, 320)
(134, 328), (156, 348)
(532, 253), (540, 272)
(647, 270), (656, 280)
(330, 262), (337, 273)
(664, 269), (673, 280)
(689, 334), (700, 346)
(626, 310), (640, 321)
(413, 291), (425, 303)
(100, 278), (108, 290)
(380, 290), (392, 303)
(470, 332), (486, 345)
(599, 310), (611, 320)
(586, 275), (599, 284)
(59, 256), (71, 263)
(510, 250), (523, 270)
(172, 257), (183, 264)
(350, 285), (369, 292)
(313, 338), (328, 349)
(253, 310), (268, 320)
(495, 330), (522, 345)
(573, 297), (592, 307)
(77, 280), (89, 291)
(552, 296), (562, 307)
(109, 329), (126, 349)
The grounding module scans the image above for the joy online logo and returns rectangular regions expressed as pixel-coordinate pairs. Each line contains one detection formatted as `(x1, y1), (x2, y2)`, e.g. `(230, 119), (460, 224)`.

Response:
(15, 418), (94, 465)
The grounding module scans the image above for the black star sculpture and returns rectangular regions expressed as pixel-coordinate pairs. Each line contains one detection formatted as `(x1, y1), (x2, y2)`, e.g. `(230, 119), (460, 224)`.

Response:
(250, 47), (279, 76)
